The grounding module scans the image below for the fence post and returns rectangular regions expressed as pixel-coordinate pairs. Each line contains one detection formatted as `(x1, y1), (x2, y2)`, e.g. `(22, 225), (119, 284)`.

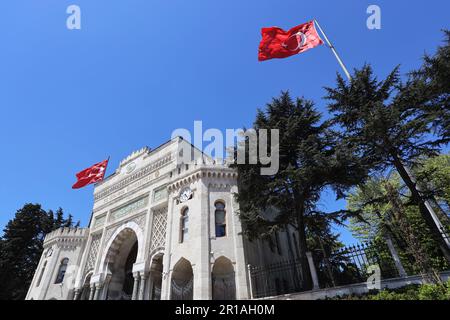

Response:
(385, 234), (407, 277)
(306, 252), (320, 290)
(247, 264), (254, 299)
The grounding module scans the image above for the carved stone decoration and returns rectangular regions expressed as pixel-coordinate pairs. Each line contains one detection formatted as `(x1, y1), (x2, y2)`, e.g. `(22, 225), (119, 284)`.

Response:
(84, 233), (102, 274)
(179, 187), (193, 203)
(104, 225), (120, 247)
(150, 207), (168, 253)
(94, 153), (172, 202)
(133, 213), (147, 231)
(45, 247), (53, 258)
(101, 212), (147, 256)
(109, 197), (149, 222)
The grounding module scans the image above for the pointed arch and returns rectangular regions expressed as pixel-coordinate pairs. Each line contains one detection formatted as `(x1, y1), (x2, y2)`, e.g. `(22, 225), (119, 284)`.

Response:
(212, 256), (235, 300)
(171, 257), (193, 300)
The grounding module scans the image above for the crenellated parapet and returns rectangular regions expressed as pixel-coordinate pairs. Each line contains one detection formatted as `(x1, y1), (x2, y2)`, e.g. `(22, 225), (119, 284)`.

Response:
(167, 161), (238, 193)
(43, 227), (89, 249)
(119, 147), (151, 168)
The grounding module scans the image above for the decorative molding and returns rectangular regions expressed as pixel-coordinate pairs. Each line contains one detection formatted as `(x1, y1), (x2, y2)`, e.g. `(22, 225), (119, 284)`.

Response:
(150, 207), (168, 253)
(93, 213), (107, 229)
(119, 147), (150, 168)
(153, 185), (168, 203)
(133, 213), (147, 231)
(104, 226), (119, 248)
(103, 211), (147, 249)
(168, 166), (237, 193)
(84, 232), (102, 275)
(94, 153), (172, 202)
(92, 172), (170, 214)
(208, 183), (232, 190)
(109, 196), (149, 222)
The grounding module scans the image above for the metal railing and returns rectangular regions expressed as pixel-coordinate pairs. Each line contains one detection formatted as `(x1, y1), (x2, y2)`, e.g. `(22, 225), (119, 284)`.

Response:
(248, 258), (303, 298)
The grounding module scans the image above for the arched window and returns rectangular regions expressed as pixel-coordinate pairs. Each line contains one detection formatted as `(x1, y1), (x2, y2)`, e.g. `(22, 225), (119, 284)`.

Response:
(215, 202), (226, 237)
(180, 207), (189, 243)
(36, 261), (47, 287)
(55, 258), (69, 284)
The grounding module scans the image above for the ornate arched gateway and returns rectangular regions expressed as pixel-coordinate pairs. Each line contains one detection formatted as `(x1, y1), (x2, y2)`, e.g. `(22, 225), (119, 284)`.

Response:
(26, 140), (256, 301)
(102, 227), (139, 300)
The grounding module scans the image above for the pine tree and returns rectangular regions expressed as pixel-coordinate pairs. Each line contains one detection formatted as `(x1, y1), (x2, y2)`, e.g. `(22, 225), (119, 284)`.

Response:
(234, 91), (366, 290)
(407, 30), (450, 141)
(347, 173), (449, 281)
(325, 65), (450, 261)
(0, 204), (78, 300)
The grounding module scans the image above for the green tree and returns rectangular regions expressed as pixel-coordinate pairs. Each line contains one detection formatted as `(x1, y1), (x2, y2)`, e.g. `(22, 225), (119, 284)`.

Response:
(408, 30), (450, 141)
(347, 172), (449, 280)
(234, 91), (366, 290)
(415, 154), (450, 214)
(0, 203), (78, 300)
(325, 65), (450, 261)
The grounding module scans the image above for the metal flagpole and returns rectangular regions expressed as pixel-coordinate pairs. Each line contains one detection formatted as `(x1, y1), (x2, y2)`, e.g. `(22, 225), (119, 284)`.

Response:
(314, 18), (352, 81)
(103, 155), (110, 179)
(314, 18), (450, 256)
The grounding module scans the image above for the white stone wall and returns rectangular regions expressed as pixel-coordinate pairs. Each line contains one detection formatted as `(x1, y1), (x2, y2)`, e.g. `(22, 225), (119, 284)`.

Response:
(26, 137), (298, 300)
(26, 228), (88, 300)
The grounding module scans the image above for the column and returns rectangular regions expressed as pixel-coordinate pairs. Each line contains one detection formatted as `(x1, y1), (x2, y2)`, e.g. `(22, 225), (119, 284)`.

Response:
(93, 283), (103, 300)
(306, 252), (320, 290)
(161, 269), (171, 300)
(247, 264), (254, 299)
(385, 234), (407, 277)
(138, 272), (147, 300)
(147, 272), (154, 300)
(131, 273), (140, 300)
(88, 284), (95, 300)
(73, 289), (81, 300)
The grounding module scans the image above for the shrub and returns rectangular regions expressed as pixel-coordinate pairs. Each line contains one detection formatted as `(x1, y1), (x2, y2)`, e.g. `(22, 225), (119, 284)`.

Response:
(417, 280), (450, 300)
(327, 281), (450, 300)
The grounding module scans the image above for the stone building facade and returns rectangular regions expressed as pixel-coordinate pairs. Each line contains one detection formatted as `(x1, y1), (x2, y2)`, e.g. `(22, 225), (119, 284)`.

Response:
(26, 137), (301, 300)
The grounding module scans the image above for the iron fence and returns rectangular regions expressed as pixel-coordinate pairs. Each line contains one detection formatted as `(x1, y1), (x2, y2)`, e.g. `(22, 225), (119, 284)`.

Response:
(248, 239), (401, 298)
(320, 240), (399, 287)
(248, 258), (303, 298)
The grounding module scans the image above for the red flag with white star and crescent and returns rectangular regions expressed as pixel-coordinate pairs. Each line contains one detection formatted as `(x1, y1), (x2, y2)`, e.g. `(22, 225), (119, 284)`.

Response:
(72, 159), (109, 189)
(258, 20), (323, 61)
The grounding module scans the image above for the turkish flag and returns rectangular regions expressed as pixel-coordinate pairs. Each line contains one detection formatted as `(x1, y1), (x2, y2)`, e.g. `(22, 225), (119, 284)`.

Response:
(258, 20), (323, 61)
(72, 159), (109, 189)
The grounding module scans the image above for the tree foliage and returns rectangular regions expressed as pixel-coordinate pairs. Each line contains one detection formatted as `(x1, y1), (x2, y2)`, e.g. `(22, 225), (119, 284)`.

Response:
(347, 169), (449, 277)
(0, 203), (78, 300)
(325, 61), (450, 260)
(234, 91), (367, 290)
(407, 30), (450, 142)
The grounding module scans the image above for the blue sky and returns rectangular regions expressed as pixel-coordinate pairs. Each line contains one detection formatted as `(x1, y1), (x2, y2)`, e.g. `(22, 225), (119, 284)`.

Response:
(0, 1), (448, 245)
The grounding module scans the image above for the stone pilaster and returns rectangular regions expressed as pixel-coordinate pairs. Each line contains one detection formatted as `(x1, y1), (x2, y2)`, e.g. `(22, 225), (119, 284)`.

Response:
(93, 283), (103, 300)
(306, 252), (320, 290)
(138, 272), (147, 300)
(88, 284), (95, 300)
(73, 289), (81, 300)
(131, 273), (140, 300)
